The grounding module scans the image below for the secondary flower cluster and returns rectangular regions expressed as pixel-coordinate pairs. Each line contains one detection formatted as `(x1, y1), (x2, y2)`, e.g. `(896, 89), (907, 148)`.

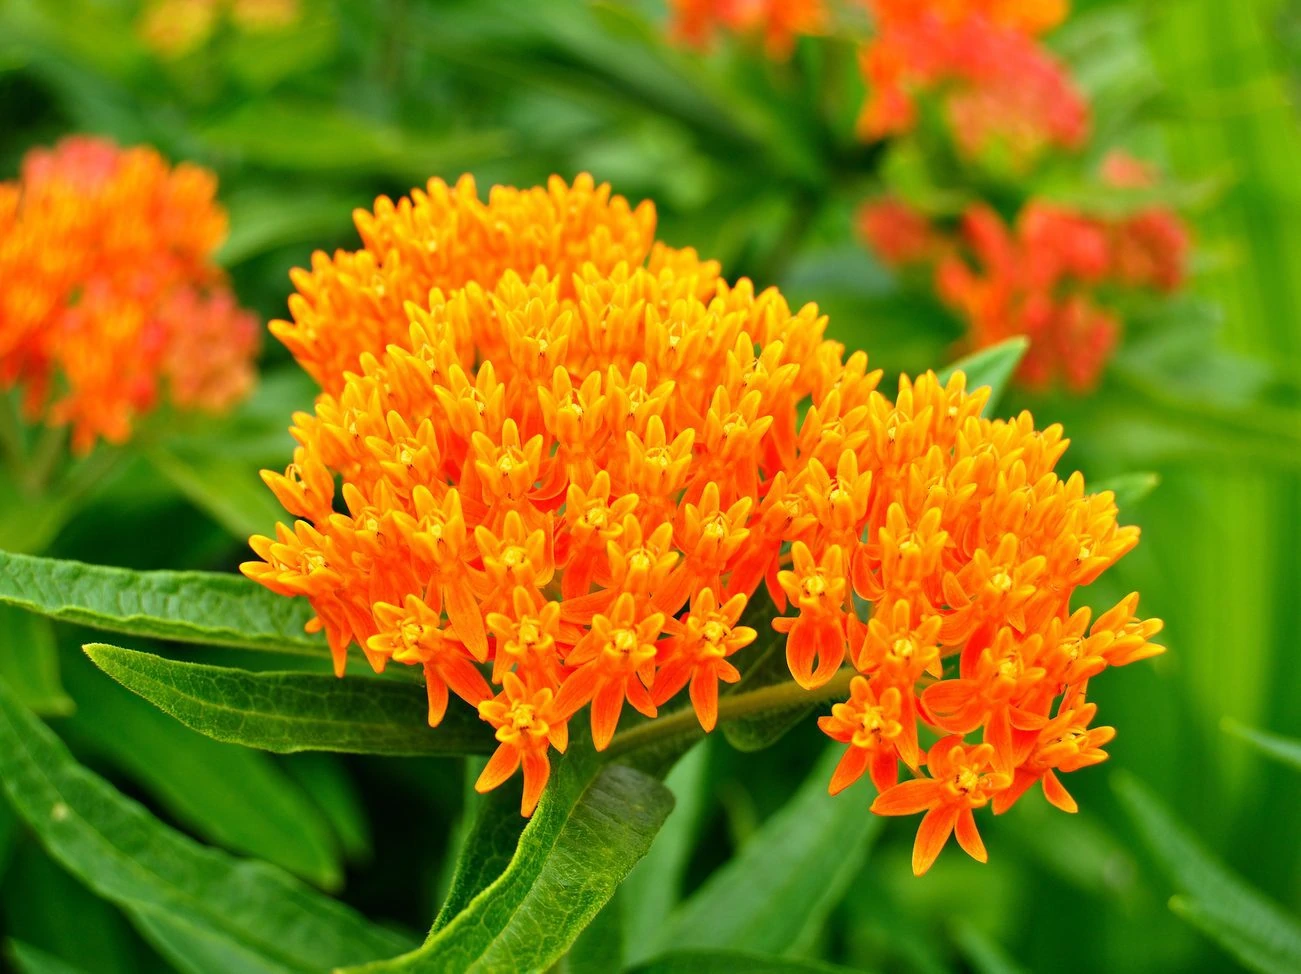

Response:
(858, 0), (1087, 162)
(859, 155), (1190, 390)
(246, 175), (1161, 875)
(668, 0), (1083, 163)
(0, 136), (258, 451)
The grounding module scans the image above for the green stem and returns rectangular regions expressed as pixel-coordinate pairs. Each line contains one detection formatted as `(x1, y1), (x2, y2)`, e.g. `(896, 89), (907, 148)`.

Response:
(604, 667), (857, 761)
(0, 392), (25, 476)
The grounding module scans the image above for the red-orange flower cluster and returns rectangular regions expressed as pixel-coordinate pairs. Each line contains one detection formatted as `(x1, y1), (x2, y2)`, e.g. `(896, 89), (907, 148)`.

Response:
(859, 175), (1189, 391)
(246, 176), (1161, 873)
(858, 0), (1087, 161)
(668, 0), (827, 56)
(0, 137), (258, 451)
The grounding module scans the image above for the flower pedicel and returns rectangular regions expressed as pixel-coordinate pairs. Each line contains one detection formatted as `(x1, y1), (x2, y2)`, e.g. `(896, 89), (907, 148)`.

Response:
(245, 174), (1163, 873)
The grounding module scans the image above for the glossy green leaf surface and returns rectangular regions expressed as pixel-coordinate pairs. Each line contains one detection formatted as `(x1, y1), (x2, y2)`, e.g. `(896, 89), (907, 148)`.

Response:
(0, 680), (414, 974)
(0, 551), (322, 655)
(85, 643), (491, 756)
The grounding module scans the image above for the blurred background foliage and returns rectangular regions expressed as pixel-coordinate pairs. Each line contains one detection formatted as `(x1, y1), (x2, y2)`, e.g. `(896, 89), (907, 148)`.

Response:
(0, 0), (1298, 972)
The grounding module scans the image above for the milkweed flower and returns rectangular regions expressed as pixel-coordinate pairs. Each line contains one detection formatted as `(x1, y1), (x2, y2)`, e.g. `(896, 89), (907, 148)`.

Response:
(858, 0), (1087, 162)
(0, 136), (258, 452)
(246, 175), (1161, 850)
(859, 172), (1189, 392)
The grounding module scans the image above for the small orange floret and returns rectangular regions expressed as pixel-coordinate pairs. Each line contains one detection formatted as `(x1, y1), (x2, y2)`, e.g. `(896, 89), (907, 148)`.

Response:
(0, 136), (257, 452)
(668, 0), (828, 57)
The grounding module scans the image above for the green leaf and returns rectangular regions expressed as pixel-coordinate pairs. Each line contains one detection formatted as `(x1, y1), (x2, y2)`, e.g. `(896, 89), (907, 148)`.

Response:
(1221, 719), (1301, 773)
(7, 940), (93, 974)
(1114, 772), (1301, 974)
(627, 951), (856, 974)
(623, 742), (710, 963)
(84, 643), (491, 756)
(0, 604), (73, 716)
(1091, 472), (1160, 511)
(0, 550), (323, 655)
(146, 446), (287, 541)
(344, 753), (674, 974)
(937, 337), (1030, 412)
(431, 777), (529, 933)
(61, 654), (342, 888)
(655, 745), (881, 958)
(0, 679), (413, 974)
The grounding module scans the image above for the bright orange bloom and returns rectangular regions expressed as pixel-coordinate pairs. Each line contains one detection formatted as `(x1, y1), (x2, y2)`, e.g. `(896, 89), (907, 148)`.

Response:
(858, 1), (1087, 162)
(476, 672), (569, 817)
(872, 737), (1012, 875)
(247, 174), (1162, 848)
(0, 136), (257, 452)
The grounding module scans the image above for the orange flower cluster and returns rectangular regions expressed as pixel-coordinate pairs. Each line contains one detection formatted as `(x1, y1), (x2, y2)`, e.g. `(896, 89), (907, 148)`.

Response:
(246, 176), (1161, 870)
(858, 0), (1087, 161)
(0, 136), (258, 451)
(668, 0), (827, 56)
(858, 170), (1189, 390)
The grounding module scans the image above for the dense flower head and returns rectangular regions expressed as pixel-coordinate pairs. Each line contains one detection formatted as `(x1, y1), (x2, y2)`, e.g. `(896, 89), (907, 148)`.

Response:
(0, 136), (258, 451)
(246, 175), (1161, 866)
(858, 181), (1189, 391)
(668, 0), (828, 56)
(858, 0), (1087, 162)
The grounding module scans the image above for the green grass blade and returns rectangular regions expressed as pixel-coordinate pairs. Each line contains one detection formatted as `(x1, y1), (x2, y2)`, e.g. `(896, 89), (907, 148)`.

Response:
(654, 745), (881, 958)
(1114, 772), (1301, 974)
(1222, 719), (1301, 773)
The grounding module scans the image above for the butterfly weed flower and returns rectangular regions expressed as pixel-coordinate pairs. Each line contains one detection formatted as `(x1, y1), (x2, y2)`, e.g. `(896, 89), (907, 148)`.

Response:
(245, 175), (1162, 853)
(0, 136), (257, 452)
(858, 1), (1088, 163)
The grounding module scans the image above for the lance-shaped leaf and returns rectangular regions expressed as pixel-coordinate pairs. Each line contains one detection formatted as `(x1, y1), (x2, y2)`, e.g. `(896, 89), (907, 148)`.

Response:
(0, 604), (73, 717)
(0, 551), (322, 655)
(62, 654), (342, 888)
(85, 644), (492, 756)
(344, 751), (674, 973)
(0, 679), (413, 974)
(938, 337), (1030, 413)
(654, 745), (881, 958)
(1115, 772), (1301, 974)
